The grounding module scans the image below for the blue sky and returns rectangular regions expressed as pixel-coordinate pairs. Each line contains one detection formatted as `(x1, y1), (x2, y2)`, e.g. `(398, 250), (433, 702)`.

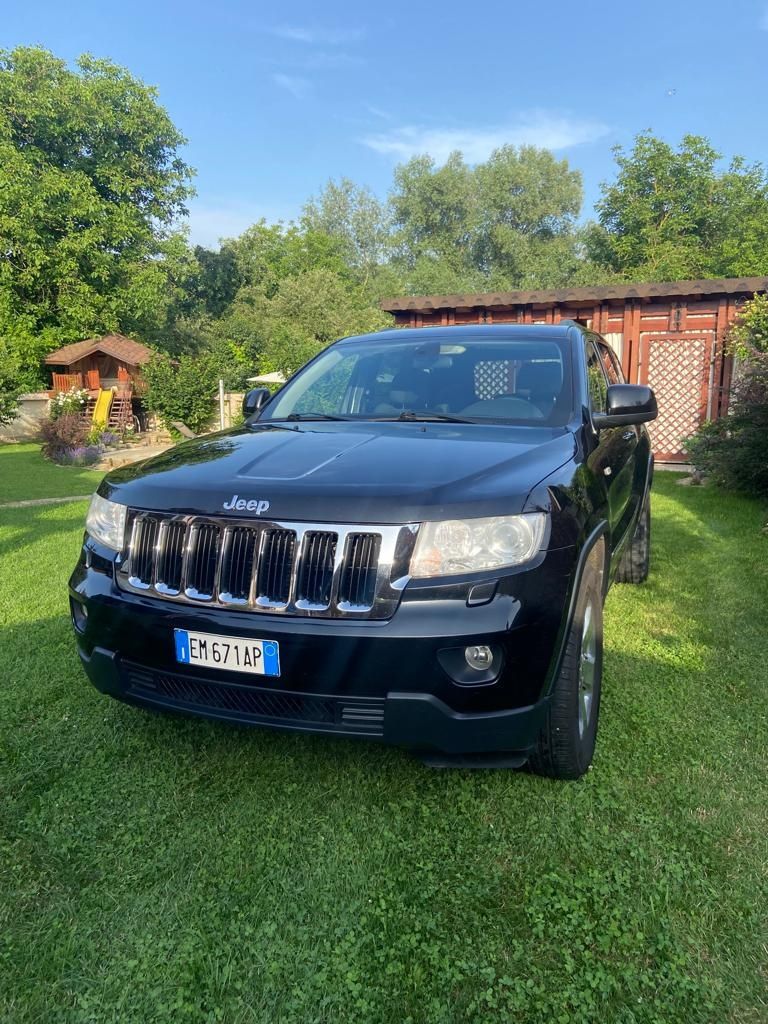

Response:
(4, 0), (768, 247)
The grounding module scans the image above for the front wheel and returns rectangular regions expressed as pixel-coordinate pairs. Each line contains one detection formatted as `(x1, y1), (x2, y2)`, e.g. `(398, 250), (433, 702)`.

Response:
(528, 574), (603, 780)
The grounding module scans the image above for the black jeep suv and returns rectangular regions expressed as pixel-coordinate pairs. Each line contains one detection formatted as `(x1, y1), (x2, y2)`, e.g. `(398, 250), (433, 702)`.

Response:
(70, 323), (656, 779)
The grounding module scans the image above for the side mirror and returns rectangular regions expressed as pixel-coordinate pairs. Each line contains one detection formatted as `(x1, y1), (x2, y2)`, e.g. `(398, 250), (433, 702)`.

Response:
(592, 384), (657, 429)
(242, 387), (271, 419)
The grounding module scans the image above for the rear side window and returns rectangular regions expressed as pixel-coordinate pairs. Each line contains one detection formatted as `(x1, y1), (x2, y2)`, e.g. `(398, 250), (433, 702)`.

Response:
(597, 341), (623, 385)
(585, 340), (608, 413)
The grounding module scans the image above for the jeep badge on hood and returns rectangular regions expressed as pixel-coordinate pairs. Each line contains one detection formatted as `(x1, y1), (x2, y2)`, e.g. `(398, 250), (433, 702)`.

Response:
(222, 495), (270, 514)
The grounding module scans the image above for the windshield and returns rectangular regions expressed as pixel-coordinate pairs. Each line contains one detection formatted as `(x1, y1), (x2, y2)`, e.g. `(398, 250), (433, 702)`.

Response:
(260, 334), (574, 427)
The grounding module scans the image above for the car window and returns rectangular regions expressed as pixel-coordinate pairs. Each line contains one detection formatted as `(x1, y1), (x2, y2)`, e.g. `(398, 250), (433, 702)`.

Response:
(585, 340), (608, 414)
(597, 342), (623, 385)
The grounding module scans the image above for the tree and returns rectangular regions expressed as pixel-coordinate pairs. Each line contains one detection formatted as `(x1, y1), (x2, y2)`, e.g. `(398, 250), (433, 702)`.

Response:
(0, 46), (195, 381)
(473, 145), (582, 282)
(214, 266), (389, 378)
(729, 292), (768, 360)
(0, 339), (21, 425)
(302, 178), (391, 283)
(390, 153), (476, 272)
(189, 245), (242, 319)
(388, 147), (584, 290)
(587, 132), (768, 280)
(223, 221), (350, 297)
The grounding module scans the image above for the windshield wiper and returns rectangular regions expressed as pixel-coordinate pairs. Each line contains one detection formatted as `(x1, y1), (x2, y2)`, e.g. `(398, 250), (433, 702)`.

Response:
(392, 410), (475, 424)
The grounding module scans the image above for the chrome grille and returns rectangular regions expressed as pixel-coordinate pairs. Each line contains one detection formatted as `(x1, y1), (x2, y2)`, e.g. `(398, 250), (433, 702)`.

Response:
(118, 512), (417, 619)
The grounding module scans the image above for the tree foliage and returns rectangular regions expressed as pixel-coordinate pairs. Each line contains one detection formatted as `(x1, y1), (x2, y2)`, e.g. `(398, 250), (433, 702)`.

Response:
(0, 339), (21, 425)
(389, 147), (583, 291)
(587, 132), (768, 281)
(302, 178), (390, 283)
(0, 46), (195, 383)
(729, 292), (768, 360)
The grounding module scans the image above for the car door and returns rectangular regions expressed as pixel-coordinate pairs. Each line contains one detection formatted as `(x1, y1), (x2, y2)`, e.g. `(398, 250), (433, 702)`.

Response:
(584, 336), (639, 547)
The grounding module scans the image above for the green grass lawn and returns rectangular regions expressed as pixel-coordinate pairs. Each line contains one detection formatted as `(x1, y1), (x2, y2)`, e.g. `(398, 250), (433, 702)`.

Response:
(0, 443), (104, 503)
(0, 477), (766, 1024)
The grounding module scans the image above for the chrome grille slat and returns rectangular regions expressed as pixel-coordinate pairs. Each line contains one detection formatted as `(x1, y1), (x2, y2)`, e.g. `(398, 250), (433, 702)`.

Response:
(155, 519), (186, 595)
(256, 528), (296, 606)
(219, 526), (258, 605)
(296, 531), (337, 609)
(128, 516), (159, 589)
(120, 513), (418, 619)
(185, 522), (221, 601)
(339, 533), (380, 610)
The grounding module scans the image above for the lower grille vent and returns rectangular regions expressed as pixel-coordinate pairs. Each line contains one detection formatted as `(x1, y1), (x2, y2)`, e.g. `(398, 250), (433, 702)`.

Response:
(123, 662), (385, 735)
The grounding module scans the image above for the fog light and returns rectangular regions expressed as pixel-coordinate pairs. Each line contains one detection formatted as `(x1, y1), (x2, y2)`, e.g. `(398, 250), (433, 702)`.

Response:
(70, 597), (88, 634)
(465, 645), (493, 671)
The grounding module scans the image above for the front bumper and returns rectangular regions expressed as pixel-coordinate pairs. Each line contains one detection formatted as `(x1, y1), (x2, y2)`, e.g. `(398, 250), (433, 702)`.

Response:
(79, 645), (550, 755)
(70, 541), (576, 755)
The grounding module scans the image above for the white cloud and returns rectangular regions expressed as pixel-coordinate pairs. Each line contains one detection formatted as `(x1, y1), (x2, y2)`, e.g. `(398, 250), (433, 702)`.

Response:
(185, 199), (297, 248)
(269, 25), (365, 45)
(272, 73), (312, 99)
(362, 113), (610, 163)
(366, 104), (393, 121)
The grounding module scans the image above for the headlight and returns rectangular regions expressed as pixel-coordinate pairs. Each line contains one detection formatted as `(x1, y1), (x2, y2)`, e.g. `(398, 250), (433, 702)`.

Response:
(410, 513), (547, 577)
(85, 493), (127, 551)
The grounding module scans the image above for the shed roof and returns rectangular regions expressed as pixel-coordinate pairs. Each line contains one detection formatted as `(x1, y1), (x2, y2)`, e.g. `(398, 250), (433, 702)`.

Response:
(381, 276), (768, 314)
(45, 334), (152, 367)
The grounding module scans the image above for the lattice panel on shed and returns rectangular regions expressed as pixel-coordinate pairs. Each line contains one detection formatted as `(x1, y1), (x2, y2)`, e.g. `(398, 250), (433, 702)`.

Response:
(645, 337), (708, 458)
(474, 360), (513, 399)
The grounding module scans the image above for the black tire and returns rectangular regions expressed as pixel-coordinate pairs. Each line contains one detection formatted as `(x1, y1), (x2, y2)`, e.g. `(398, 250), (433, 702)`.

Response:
(615, 494), (651, 584)
(528, 574), (603, 780)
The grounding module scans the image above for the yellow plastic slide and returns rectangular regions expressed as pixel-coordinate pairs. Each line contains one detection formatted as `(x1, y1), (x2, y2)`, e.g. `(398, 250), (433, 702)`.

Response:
(92, 388), (114, 427)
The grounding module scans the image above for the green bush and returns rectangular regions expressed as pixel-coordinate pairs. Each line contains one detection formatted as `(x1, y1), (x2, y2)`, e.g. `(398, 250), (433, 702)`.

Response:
(685, 296), (768, 499)
(143, 352), (219, 434)
(685, 352), (768, 498)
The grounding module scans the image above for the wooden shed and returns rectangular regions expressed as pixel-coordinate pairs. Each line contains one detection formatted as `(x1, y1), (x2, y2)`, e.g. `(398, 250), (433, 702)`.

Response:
(45, 334), (152, 394)
(382, 276), (768, 463)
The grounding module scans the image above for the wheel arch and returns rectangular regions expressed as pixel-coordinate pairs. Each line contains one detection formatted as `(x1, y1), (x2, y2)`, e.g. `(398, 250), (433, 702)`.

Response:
(541, 520), (608, 699)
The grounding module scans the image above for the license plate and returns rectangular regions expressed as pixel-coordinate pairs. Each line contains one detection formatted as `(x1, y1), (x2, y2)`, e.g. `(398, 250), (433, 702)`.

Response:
(174, 629), (280, 677)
